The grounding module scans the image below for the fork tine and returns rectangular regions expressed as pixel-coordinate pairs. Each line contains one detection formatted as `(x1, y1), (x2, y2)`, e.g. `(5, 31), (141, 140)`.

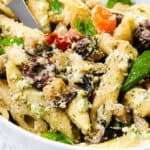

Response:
(8, 0), (41, 30)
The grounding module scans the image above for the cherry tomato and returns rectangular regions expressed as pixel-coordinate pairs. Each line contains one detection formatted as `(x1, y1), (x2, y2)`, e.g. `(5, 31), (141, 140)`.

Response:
(45, 29), (81, 51)
(55, 35), (72, 51)
(45, 33), (58, 44)
(92, 5), (117, 34)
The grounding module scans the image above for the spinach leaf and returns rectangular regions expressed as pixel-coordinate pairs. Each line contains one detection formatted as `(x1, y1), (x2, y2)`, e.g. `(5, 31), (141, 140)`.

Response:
(42, 130), (73, 145)
(75, 18), (97, 36)
(113, 120), (122, 128)
(0, 48), (5, 55)
(0, 37), (24, 47)
(107, 0), (134, 8)
(49, 0), (62, 14)
(122, 51), (150, 92)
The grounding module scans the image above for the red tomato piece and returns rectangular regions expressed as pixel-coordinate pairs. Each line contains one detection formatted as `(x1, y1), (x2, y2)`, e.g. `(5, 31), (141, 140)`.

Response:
(45, 33), (58, 44)
(45, 29), (82, 51)
(55, 35), (72, 51)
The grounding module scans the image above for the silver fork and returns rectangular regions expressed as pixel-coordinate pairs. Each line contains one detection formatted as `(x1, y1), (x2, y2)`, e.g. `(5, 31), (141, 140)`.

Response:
(8, 0), (41, 30)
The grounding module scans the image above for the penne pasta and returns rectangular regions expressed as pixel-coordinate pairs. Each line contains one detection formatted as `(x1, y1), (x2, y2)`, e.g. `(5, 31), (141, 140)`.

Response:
(0, 1), (150, 147)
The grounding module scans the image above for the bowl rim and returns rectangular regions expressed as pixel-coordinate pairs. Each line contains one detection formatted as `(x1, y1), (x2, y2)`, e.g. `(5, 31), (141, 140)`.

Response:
(0, 116), (150, 150)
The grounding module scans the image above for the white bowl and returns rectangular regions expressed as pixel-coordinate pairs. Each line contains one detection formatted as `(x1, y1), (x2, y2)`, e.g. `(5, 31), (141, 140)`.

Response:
(0, 116), (150, 150)
(0, 0), (150, 150)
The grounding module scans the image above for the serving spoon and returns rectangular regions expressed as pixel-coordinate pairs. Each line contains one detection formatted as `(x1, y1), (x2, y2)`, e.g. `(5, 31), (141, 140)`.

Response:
(8, 0), (41, 30)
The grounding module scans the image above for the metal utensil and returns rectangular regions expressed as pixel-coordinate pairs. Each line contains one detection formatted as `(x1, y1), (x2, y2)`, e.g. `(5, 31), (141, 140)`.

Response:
(8, 0), (41, 30)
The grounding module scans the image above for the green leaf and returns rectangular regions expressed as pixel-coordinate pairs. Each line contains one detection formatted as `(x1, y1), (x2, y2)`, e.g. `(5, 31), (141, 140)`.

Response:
(75, 18), (97, 36)
(0, 37), (24, 47)
(42, 130), (73, 145)
(113, 120), (122, 128)
(84, 19), (97, 36)
(122, 51), (150, 92)
(0, 48), (5, 55)
(107, 0), (134, 8)
(75, 18), (85, 35)
(49, 0), (62, 14)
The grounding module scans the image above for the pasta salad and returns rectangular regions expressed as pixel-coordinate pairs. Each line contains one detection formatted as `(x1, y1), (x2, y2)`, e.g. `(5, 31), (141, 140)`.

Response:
(0, 0), (150, 148)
